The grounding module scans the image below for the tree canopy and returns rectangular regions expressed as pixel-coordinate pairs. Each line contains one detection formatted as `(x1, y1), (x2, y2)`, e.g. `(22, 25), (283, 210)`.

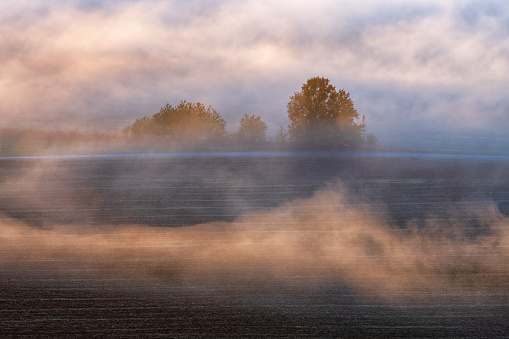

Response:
(126, 78), (373, 150)
(237, 113), (267, 144)
(287, 76), (364, 148)
(129, 101), (226, 142)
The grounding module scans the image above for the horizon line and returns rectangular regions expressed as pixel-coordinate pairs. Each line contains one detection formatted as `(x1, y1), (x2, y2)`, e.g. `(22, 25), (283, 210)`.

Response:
(1, 151), (509, 161)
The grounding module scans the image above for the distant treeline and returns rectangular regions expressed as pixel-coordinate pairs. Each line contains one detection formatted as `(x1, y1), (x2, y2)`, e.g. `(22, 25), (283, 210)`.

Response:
(125, 77), (378, 151)
(0, 128), (116, 143)
(1, 77), (379, 155)
(0, 128), (121, 156)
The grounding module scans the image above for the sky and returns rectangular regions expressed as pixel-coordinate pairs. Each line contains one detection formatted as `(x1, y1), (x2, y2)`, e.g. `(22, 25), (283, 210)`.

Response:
(1, 0), (509, 150)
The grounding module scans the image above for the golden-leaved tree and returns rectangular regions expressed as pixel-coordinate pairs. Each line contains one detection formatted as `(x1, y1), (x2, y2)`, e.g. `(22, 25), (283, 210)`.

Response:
(130, 101), (226, 143)
(287, 76), (364, 149)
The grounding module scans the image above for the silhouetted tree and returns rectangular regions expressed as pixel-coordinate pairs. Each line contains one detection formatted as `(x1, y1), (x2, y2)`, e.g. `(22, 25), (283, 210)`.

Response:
(275, 126), (289, 146)
(237, 113), (267, 144)
(129, 101), (226, 142)
(287, 76), (363, 149)
(129, 116), (153, 138)
(366, 133), (378, 150)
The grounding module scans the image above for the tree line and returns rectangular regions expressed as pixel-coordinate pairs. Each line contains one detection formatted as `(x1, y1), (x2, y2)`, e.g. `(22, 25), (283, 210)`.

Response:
(125, 76), (378, 150)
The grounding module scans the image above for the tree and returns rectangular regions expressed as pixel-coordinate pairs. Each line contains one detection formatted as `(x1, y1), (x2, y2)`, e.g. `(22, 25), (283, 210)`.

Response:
(237, 113), (267, 144)
(275, 126), (289, 146)
(287, 76), (364, 148)
(129, 100), (226, 142)
(129, 116), (153, 138)
(366, 133), (378, 150)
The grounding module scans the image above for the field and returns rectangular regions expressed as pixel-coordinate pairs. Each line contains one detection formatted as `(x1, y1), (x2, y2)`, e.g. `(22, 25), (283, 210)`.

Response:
(1, 153), (509, 337)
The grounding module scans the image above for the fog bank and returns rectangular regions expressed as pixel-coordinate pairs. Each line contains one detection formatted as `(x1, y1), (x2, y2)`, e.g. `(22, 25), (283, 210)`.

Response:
(2, 184), (508, 304)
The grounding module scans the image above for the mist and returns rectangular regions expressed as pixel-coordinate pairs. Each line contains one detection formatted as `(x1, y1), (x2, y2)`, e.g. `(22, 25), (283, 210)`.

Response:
(2, 0), (509, 151)
(3, 0), (509, 336)
(2, 156), (509, 306)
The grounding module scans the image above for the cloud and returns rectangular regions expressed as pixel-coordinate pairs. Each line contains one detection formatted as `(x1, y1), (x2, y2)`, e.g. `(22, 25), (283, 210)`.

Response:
(1, 0), (508, 147)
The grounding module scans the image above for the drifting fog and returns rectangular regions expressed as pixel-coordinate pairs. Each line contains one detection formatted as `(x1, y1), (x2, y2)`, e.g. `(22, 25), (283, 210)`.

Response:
(1, 159), (508, 304)
(2, 0), (509, 149)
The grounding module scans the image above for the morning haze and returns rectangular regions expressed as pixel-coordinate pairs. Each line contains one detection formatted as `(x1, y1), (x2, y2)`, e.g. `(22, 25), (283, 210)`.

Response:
(1, 0), (508, 152)
(2, 1), (509, 337)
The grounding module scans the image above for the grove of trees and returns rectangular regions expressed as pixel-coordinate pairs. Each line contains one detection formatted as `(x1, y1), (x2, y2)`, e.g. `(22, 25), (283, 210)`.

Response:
(126, 77), (371, 150)
(129, 101), (226, 143)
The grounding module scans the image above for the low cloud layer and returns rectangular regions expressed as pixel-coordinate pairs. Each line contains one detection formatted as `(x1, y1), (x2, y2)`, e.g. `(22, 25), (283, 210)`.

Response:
(1, 0), (509, 147)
